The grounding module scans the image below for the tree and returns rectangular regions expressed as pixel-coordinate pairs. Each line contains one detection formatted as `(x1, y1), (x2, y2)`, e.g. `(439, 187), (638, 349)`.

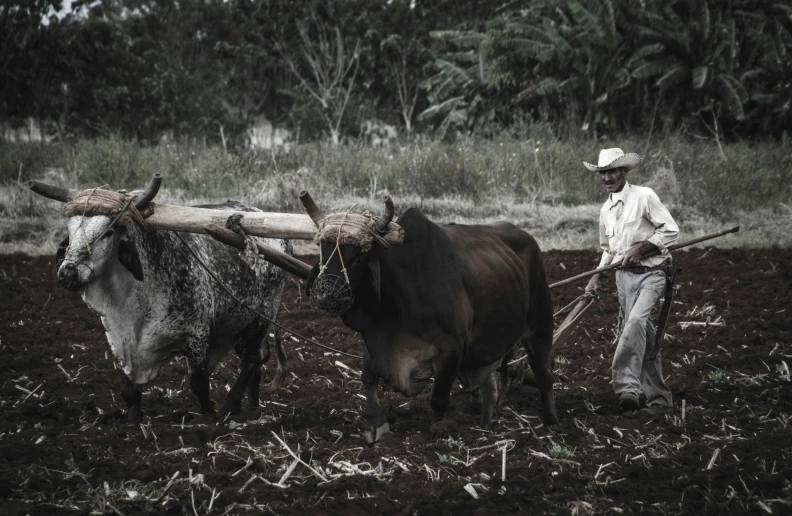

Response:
(0, 0), (64, 135)
(498, 0), (633, 135)
(380, 34), (424, 135)
(276, 9), (361, 145)
(737, 2), (792, 136)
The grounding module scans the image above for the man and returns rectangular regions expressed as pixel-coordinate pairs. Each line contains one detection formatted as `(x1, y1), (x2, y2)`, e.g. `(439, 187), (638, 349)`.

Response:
(583, 148), (679, 417)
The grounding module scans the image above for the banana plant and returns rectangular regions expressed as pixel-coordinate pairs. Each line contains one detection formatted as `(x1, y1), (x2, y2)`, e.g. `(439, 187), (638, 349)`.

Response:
(739, 3), (792, 134)
(626, 0), (753, 126)
(418, 30), (497, 138)
(503, 0), (633, 134)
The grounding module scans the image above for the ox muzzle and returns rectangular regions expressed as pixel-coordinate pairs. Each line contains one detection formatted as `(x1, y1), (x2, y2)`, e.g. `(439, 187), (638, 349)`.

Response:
(309, 273), (355, 316)
(57, 261), (92, 291)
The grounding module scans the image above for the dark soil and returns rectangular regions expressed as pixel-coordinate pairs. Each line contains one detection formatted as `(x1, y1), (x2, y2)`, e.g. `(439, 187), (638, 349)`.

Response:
(1, 248), (791, 515)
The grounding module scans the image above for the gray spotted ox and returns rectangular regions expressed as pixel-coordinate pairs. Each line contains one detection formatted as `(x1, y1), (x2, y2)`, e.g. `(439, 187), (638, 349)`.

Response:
(31, 175), (290, 422)
(301, 194), (557, 442)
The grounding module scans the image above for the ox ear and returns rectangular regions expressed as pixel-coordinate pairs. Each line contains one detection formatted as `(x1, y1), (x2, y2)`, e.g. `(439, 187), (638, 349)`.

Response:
(55, 236), (69, 273)
(118, 240), (144, 281)
(367, 250), (381, 302)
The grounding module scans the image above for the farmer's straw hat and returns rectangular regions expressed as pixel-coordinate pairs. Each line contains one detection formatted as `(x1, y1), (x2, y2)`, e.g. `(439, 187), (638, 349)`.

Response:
(582, 148), (642, 172)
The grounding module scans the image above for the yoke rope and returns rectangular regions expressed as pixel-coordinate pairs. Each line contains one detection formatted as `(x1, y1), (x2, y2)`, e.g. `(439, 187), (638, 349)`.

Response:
(65, 188), (150, 230)
(64, 186), (149, 257)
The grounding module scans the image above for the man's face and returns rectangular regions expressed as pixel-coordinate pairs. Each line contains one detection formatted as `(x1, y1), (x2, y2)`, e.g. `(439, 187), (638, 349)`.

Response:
(599, 167), (627, 193)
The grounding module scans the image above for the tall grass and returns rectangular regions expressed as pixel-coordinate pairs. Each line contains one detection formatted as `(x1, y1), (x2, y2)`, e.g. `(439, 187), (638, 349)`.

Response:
(1, 132), (790, 254)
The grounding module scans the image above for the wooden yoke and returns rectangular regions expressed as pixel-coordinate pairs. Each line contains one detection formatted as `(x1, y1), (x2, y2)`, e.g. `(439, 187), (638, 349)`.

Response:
(145, 204), (317, 240)
(204, 224), (312, 280)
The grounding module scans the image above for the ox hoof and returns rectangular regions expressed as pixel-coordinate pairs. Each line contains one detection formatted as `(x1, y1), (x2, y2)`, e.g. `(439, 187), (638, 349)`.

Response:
(127, 409), (142, 424)
(219, 404), (240, 417)
(543, 413), (559, 426)
(429, 418), (459, 437)
(363, 422), (390, 445)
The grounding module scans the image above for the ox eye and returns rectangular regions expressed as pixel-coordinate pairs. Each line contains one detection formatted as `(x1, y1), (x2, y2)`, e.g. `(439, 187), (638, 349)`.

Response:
(103, 229), (114, 238)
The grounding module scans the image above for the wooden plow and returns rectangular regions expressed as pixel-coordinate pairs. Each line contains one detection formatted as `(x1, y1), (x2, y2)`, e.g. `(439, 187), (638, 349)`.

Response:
(548, 226), (740, 348)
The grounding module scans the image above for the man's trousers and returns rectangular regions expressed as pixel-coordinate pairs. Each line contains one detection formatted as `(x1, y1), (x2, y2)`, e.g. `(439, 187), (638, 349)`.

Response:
(612, 269), (673, 408)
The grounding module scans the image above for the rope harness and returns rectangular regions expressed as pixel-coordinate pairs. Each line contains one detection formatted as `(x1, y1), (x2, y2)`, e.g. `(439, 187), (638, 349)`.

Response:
(310, 209), (404, 316)
(64, 187), (150, 256)
(553, 292), (593, 318)
(225, 213), (261, 272)
(311, 208), (358, 316)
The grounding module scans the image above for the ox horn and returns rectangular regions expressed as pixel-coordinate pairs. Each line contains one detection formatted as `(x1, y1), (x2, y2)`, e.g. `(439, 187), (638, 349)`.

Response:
(299, 190), (325, 228)
(27, 180), (79, 203)
(374, 195), (395, 233)
(133, 173), (162, 210)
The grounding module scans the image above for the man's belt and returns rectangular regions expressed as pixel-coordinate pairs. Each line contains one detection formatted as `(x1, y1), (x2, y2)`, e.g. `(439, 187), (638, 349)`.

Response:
(623, 264), (667, 274)
(651, 263), (682, 361)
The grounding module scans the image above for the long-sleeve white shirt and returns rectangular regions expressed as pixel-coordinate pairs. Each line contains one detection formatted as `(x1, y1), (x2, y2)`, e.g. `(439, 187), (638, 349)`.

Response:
(598, 182), (679, 268)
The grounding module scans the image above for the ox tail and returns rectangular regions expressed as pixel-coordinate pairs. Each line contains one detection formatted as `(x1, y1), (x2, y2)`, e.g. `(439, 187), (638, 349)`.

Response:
(268, 327), (288, 389)
(527, 251), (554, 350)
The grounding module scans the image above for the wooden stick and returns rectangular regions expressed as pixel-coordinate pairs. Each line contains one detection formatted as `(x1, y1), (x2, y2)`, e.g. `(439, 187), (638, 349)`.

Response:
(270, 431), (328, 482)
(550, 227), (739, 289)
(552, 297), (594, 348)
(28, 176), (317, 239)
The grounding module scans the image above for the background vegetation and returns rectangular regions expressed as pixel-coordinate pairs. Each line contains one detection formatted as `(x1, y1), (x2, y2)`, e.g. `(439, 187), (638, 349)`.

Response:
(2, 0), (790, 144)
(1, 0), (790, 253)
(2, 132), (790, 254)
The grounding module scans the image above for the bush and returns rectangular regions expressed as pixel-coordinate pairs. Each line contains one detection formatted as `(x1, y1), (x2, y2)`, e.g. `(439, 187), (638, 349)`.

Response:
(2, 132), (789, 253)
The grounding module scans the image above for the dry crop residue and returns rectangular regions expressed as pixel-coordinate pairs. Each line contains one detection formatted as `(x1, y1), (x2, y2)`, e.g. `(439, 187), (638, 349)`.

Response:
(1, 248), (791, 515)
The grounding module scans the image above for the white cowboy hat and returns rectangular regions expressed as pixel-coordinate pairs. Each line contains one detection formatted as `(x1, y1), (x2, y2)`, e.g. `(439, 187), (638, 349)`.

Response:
(582, 148), (642, 172)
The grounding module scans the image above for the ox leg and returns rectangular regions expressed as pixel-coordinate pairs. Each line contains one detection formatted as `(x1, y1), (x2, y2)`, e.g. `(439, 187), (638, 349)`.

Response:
(429, 353), (461, 421)
(227, 356), (264, 415)
(220, 362), (260, 415)
(189, 367), (215, 415)
(362, 348), (389, 444)
(524, 338), (558, 425)
(121, 376), (143, 424)
(498, 353), (513, 403)
(268, 327), (288, 389)
(222, 319), (271, 415)
(479, 371), (499, 428)
(246, 366), (263, 411)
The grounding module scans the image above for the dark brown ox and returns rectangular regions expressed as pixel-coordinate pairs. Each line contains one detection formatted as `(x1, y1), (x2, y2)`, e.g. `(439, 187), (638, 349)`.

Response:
(303, 194), (557, 442)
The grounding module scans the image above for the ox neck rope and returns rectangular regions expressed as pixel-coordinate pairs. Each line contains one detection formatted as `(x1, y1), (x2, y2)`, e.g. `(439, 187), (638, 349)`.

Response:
(318, 210), (353, 285)
(173, 231), (363, 360)
(94, 197), (133, 242)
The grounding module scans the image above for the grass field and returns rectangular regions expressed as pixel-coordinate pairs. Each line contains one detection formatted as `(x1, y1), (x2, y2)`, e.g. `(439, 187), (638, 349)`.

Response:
(1, 134), (790, 255)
